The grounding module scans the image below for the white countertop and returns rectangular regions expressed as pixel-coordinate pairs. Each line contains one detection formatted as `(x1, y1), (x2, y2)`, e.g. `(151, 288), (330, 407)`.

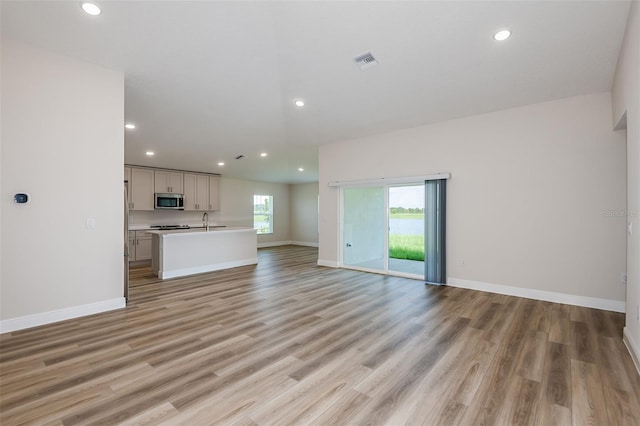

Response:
(145, 227), (254, 236)
(129, 224), (226, 231)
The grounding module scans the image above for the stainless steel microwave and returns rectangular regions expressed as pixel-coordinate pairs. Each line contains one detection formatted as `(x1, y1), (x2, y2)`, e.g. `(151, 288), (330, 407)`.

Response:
(155, 193), (184, 210)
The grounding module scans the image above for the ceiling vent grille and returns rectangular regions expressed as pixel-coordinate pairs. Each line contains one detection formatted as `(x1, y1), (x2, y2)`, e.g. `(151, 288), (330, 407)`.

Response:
(353, 51), (379, 70)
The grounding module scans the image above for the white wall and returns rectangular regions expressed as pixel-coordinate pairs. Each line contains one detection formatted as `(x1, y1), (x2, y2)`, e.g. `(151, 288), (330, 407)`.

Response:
(130, 176), (292, 245)
(319, 92), (627, 309)
(612, 0), (640, 370)
(1, 40), (125, 331)
(290, 182), (319, 246)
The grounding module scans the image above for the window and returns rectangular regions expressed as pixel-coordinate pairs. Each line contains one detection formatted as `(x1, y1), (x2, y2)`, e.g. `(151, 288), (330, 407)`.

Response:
(253, 195), (273, 234)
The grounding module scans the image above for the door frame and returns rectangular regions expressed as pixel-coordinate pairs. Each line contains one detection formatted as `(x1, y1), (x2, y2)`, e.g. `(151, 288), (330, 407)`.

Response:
(338, 182), (424, 280)
(334, 173), (450, 281)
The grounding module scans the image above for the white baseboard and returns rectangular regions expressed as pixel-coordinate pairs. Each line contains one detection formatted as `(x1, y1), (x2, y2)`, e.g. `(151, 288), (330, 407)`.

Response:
(258, 241), (292, 248)
(258, 241), (319, 248)
(447, 277), (625, 313)
(290, 241), (319, 248)
(0, 297), (126, 334)
(161, 258), (258, 279)
(318, 259), (339, 268)
(624, 327), (640, 375)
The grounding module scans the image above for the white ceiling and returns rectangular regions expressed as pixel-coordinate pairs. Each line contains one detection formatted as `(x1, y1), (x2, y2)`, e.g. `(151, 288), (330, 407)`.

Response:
(1, 1), (631, 183)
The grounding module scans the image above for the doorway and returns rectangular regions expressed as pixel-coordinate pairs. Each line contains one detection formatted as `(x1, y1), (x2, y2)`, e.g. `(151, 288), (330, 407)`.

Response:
(388, 184), (425, 276)
(341, 179), (446, 282)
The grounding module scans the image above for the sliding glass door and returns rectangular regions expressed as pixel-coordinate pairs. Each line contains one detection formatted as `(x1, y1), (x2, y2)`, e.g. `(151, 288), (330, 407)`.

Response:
(341, 179), (446, 284)
(342, 186), (386, 271)
(388, 184), (425, 276)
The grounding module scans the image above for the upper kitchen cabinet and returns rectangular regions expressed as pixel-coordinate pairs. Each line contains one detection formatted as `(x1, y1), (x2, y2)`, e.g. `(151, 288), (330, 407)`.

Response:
(183, 173), (209, 211)
(130, 167), (154, 210)
(154, 170), (183, 194)
(209, 175), (220, 211)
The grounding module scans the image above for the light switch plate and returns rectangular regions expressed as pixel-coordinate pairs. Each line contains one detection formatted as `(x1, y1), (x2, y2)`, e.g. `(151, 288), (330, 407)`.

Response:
(86, 218), (96, 229)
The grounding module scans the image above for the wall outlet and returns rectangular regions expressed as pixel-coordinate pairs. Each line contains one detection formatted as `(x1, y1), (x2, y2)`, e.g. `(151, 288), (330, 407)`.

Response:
(86, 218), (96, 229)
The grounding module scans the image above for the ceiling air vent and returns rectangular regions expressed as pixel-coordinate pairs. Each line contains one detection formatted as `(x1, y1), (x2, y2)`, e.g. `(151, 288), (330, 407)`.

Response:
(353, 51), (379, 70)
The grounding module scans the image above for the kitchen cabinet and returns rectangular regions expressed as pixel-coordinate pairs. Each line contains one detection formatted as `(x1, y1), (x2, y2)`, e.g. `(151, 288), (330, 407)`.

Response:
(209, 175), (220, 211)
(154, 170), (183, 194)
(128, 231), (136, 262)
(125, 164), (220, 210)
(130, 167), (154, 211)
(124, 167), (132, 207)
(135, 231), (152, 261)
(128, 230), (152, 262)
(183, 173), (210, 211)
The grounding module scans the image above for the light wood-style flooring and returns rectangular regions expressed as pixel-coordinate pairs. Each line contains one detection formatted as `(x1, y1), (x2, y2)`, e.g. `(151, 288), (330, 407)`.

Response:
(1, 246), (639, 425)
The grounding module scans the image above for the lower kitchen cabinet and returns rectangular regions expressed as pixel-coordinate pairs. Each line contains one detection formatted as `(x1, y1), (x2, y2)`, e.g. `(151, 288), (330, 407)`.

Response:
(128, 231), (152, 262)
(128, 231), (135, 261)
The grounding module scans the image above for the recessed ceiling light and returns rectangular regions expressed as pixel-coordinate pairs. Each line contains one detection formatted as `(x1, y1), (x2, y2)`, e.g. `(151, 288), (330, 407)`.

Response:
(125, 123), (136, 130)
(217, 162), (225, 166)
(295, 100), (305, 107)
(145, 151), (154, 156)
(298, 167), (304, 172)
(81, 2), (101, 16)
(260, 153), (268, 157)
(494, 29), (511, 41)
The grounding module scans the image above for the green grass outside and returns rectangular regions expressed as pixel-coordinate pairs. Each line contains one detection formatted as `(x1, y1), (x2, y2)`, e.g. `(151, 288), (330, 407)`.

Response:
(389, 213), (425, 220)
(389, 234), (425, 261)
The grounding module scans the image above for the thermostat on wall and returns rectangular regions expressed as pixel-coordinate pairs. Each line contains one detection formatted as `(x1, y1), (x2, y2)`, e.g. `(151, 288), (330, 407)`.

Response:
(14, 193), (29, 204)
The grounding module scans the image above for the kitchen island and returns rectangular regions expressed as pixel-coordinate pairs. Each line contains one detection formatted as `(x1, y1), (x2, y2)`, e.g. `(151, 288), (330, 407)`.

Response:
(147, 227), (257, 279)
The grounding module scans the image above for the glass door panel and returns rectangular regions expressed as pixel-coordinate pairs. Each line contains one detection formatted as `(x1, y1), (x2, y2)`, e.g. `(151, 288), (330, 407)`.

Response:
(388, 184), (425, 277)
(343, 186), (386, 271)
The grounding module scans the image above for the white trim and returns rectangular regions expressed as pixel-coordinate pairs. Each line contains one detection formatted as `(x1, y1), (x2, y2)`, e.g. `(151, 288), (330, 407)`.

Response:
(258, 241), (292, 248)
(290, 241), (319, 248)
(624, 327), (640, 375)
(447, 277), (625, 313)
(341, 264), (424, 281)
(328, 173), (450, 187)
(159, 258), (258, 279)
(0, 297), (126, 334)
(258, 241), (319, 248)
(318, 259), (339, 268)
(342, 264), (388, 275)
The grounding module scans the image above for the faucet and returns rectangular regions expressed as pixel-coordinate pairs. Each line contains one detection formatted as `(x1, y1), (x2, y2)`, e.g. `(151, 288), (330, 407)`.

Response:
(202, 212), (209, 231)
